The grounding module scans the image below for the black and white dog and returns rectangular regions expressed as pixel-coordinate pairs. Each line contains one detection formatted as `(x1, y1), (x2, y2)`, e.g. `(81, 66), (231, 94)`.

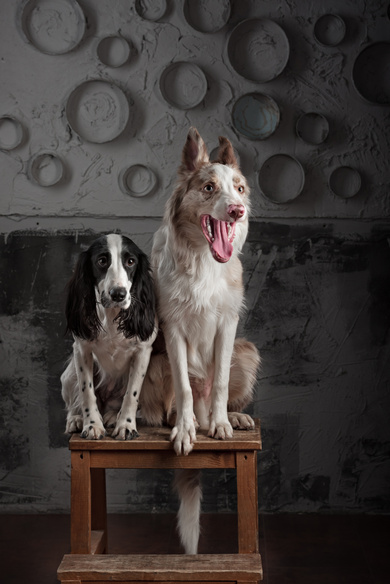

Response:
(61, 234), (157, 440)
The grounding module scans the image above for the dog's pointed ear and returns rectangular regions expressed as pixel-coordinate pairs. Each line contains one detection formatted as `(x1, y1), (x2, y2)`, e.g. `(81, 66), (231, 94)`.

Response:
(181, 127), (209, 172)
(215, 136), (239, 168)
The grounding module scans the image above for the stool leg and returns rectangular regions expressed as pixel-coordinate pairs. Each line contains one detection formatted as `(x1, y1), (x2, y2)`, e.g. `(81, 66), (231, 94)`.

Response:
(236, 451), (259, 554)
(71, 450), (91, 553)
(91, 468), (107, 553)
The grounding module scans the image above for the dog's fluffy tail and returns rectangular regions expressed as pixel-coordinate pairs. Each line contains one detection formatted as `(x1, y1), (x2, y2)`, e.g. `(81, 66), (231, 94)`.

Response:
(174, 469), (202, 554)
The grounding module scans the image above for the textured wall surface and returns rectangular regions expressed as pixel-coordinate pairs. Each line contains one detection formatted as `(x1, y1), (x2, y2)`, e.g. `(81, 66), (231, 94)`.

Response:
(0, 0), (389, 513)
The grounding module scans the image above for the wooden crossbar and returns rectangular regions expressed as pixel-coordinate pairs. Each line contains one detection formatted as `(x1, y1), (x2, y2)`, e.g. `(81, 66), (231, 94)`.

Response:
(58, 552), (263, 582)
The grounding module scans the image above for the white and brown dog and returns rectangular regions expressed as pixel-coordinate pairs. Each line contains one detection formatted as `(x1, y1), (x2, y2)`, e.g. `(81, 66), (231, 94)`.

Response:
(140, 128), (260, 553)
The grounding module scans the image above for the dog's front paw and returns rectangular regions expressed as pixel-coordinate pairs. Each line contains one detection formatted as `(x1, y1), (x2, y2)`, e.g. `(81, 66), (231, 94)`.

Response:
(66, 415), (83, 434)
(170, 418), (197, 456)
(81, 422), (106, 440)
(112, 417), (139, 441)
(228, 412), (255, 430)
(208, 417), (234, 440)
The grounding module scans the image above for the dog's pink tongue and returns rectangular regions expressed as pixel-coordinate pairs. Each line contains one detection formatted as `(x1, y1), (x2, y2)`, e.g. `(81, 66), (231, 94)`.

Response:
(210, 218), (233, 263)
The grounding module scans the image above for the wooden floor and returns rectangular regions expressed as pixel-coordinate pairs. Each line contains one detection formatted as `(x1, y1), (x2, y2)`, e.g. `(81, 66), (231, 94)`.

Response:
(1, 513), (388, 584)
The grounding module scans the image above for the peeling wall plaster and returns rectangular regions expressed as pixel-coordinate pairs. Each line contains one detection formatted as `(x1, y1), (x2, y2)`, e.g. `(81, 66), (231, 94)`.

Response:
(0, 0), (389, 514)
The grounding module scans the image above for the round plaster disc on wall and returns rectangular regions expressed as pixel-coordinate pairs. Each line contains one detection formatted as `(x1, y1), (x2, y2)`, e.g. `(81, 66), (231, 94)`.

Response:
(296, 112), (329, 145)
(232, 93), (280, 140)
(97, 36), (131, 68)
(29, 153), (64, 186)
(159, 62), (207, 109)
(20, 0), (86, 55)
(313, 14), (346, 46)
(183, 0), (231, 33)
(0, 117), (24, 150)
(66, 80), (130, 143)
(329, 166), (361, 198)
(258, 154), (305, 204)
(135, 0), (167, 22)
(228, 19), (289, 83)
(120, 165), (157, 197)
(352, 43), (390, 106)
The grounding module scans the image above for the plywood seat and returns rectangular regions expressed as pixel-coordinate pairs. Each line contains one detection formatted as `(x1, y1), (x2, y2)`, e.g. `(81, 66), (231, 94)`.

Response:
(57, 420), (262, 584)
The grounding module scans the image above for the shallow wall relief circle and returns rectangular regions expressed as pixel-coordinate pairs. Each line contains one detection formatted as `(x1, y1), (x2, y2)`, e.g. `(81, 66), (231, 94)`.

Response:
(183, 0), (230, 33)
(296, 112), (329, 145)
(135, 0), (167, 22)
(329, 166), (361, 198)
(0, 117), (24, 150)
(258, 154), (305, 204)
(66, 80), (130, 143)
(21, 0), (86, 55)
(29, 152), (64, 186)
(119, 165), (157, 197)
(314, 14), (346, 46)
(228, 19), (289, 82)
(353, 43), (390, 106)
(232, 93), (280, 140)
(159, 62), (207, 109)
(97, 36), (131, 68)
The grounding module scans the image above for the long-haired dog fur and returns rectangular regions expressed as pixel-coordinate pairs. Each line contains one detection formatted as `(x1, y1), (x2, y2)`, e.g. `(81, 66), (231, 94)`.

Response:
(61, 233), (157, 440)
(140, 128), (260, 553)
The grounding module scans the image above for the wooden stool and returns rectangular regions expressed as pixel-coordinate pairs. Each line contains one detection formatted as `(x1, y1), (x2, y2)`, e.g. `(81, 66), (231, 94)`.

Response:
(57, 420), (262, 584)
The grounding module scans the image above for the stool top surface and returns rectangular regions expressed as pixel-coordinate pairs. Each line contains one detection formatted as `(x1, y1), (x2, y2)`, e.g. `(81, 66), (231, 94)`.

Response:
(69, 419), (261, 451)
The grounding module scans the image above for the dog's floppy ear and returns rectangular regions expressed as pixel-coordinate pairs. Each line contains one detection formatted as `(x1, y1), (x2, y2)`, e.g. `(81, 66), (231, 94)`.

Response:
(181, 127), (209, 172)
(65, 249), (101, 341)
(215, 136), (239, 169)
(116, 253), (156, 342)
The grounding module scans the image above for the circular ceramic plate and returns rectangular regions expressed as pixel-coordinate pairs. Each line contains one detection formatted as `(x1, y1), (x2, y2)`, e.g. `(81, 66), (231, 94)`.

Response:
(29, 153), (64, 186)
(296, 112), (329, 145)
(97, 36), (131, 68)
(314, 14), (346, 46)
(120, 165), (157, 197)
(329, 166), (361, 198)
(228, 18), (289, 82)
(258, 154), (305, 203)
(66, 80), (130, 143)
(183, 0), (230, 33)
(352, 43), (390, 106)
(0, 117), (24, 150)
(232, 93), (280, 140)
(160, 62), (207, 109)
(135, 0), (166, 22)
(21, 0), (85, 55)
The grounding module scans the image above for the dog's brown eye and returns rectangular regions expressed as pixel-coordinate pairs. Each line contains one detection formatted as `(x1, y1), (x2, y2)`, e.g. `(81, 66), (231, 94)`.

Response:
(203, 184), (214, 192)
(237, 185), (245, 193)
(126, 258), (135, 267)
(97, 256), (108, 267)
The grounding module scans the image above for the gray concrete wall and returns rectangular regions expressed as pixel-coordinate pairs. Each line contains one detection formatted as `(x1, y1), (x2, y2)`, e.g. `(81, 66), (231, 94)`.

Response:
(0, 0), (389, 513)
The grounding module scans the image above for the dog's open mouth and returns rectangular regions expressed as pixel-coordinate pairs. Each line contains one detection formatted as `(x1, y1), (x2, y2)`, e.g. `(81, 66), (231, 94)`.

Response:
(201, 215), (236, 263)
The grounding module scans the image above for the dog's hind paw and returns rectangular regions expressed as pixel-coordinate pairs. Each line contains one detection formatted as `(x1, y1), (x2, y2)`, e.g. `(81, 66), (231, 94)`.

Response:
(66, 415), (83, 434)
(228, 412), (255, 430)
(208, 418), (234, 440)
(170, 419), (197, 456)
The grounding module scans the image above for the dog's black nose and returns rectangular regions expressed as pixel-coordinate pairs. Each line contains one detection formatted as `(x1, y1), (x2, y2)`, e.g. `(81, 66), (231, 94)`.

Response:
(109, 287), (127, 302)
